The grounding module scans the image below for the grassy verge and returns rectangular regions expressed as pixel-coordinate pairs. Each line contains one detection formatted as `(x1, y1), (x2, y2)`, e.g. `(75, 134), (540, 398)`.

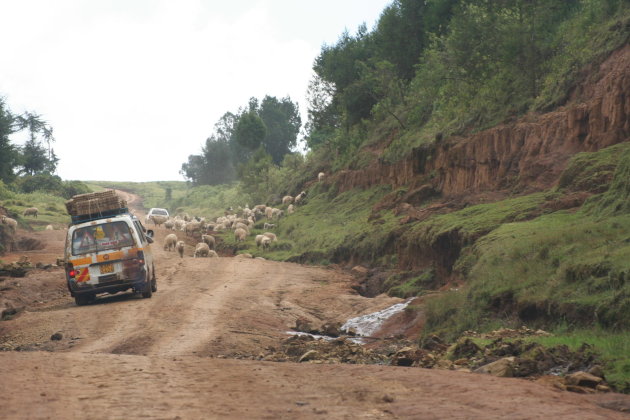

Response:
(0, 190), (72, 231)
(216, 185), (400, 265)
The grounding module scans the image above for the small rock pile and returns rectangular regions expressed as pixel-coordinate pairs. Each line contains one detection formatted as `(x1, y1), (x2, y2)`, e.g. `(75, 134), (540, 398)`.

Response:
(0, 256), (32, 277)
(388, 335), (613, 394)
(256, 321), (615, 394)
(262, 335), (388, 364)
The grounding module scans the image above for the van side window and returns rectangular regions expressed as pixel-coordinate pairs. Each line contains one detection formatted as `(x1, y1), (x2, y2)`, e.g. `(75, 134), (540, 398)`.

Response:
(134, 221), (147, 243)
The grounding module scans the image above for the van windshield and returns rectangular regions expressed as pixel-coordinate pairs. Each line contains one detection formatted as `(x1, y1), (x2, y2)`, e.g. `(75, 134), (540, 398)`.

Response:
(72, 221), (134, 255)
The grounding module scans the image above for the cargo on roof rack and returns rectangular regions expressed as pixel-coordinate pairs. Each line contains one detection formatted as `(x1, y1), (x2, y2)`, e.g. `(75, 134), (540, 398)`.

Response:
(66, 190), (129, 224)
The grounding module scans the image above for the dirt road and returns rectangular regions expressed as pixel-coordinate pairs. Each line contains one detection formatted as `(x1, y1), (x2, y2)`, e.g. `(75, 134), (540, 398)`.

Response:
(0, 191), (628, 419)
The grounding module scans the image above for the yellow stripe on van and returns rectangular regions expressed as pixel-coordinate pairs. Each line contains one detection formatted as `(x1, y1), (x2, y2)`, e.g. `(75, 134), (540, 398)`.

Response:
(96, 251), (124, 263)
(70, 257), (92, 267)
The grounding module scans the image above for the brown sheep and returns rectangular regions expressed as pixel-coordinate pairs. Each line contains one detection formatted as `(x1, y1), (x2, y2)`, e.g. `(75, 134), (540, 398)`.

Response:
(23, 207), (38, 218)
(194, 242), (211, 257)
(234, 227), (248, 242)
(176, 241), (185, 258)
(202, 234), (215, 250)
(163, 233), (178, 251)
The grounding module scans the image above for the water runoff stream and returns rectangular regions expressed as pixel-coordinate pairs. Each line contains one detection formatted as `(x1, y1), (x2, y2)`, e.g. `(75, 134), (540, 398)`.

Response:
(289, 299), (413, 343)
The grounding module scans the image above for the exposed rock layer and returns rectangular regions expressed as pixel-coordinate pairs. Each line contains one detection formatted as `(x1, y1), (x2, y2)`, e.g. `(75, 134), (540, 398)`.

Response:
(332, 45), (630, 197)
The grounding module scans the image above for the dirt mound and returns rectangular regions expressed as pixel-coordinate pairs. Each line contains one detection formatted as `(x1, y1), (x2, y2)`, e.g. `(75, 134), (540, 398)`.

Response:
(14, 236), (44, 251)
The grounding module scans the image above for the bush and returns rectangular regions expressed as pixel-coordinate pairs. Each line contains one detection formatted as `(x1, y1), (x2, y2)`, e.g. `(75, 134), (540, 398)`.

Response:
(13, 174), (91, 199)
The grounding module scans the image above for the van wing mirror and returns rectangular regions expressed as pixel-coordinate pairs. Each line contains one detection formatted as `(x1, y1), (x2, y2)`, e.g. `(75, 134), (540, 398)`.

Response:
(146, 229), (154, 239)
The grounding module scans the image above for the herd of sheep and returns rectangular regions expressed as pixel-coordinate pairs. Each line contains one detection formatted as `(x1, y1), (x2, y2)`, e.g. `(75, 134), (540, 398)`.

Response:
(1, 207), (39, 234)
(150, 199), (298, 259)
(151, 171), (325, 259)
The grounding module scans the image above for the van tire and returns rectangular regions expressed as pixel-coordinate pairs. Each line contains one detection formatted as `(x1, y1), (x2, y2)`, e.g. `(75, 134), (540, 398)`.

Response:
(151, 264), (157, 292)
(141, 273), (153, 298)
(75, 294), (93, 306)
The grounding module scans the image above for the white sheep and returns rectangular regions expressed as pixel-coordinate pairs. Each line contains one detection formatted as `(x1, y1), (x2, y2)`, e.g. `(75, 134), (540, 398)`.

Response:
(261, 236), (272, 250)
(174, 219), (185, 231)
(263, 232), (277, 242)
(271, 208), (284, 219)
(265, 207), (274, 220)
(263, 222), (275, 230)
(164, 220), (175, 230)
(282, 195), (293, 205)
(255, 234), (265, 248)
(201, 234), (215, 250)
(295, 191), (307, 205)
(233, 222), (250, 233)
(234, 227), (248, 242)
(185, 220), (203, 236)
(1, 216), (18, 233)
(150, 215), (168, 227)
(318, 172), (325, 182)
(207, 250), (219, 258)
(45, 224), (54, 231)
(194, 242), (211, 257)
(163, 233), (178, 251)
(287, 204), (294, 215)
(176, 241), (185, 258)
(23, 207), (38, 218)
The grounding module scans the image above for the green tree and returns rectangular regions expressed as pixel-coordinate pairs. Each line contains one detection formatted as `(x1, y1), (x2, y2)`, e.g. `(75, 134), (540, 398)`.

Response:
(19, 137), (58, 175)
(0, 98), (57, 180)
(202, 136), (236, 184)
(0, 99), (19, 183)
(373, 0), (428, 81)
(237, 147), (276, 203)
(305, 75), (339, 149)
(258, 96), (301, 164)
(233, 112), (267, 152)
(181, 112), (240, 186)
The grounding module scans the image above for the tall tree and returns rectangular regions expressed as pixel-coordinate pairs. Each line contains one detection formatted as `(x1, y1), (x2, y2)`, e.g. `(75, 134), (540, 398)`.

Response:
(0, 99), (19, 183)
(18, 137), (58, 176)
(233, 112), (267, 152)
(0, 98), (57, 181)
(258, 96), (301, 164)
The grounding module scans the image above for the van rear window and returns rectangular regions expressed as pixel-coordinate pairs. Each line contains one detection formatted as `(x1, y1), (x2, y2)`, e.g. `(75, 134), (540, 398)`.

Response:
(72, 221), (134, 255)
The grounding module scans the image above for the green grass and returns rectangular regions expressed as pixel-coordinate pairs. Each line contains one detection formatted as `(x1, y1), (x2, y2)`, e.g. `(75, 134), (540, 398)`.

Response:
(465, 329), (630, 393)
(531, 329), (630, 393)
(215, 185), (400, 264)
(169, 183), (253, 221)
(89, 181), (190, 213)
(0, 190), (73, 231)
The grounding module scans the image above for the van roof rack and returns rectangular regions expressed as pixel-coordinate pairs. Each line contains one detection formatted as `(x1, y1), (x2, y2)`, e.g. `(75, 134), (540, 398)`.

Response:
(70, 208), (130, 224)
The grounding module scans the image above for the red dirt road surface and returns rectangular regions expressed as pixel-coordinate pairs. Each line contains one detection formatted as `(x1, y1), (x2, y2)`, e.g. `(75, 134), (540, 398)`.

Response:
(0, 191), (628, 419)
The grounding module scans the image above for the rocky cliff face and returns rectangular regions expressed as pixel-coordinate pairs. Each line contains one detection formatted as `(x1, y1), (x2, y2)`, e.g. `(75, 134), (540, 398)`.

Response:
(333, 45), (630, 199)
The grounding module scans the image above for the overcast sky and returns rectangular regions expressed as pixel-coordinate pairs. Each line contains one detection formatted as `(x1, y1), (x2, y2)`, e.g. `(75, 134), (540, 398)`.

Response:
(0, 0), (392, 182)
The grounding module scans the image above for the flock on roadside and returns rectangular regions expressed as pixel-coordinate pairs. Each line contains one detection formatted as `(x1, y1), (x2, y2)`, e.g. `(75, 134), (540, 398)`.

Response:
(151, 172), (325, 259)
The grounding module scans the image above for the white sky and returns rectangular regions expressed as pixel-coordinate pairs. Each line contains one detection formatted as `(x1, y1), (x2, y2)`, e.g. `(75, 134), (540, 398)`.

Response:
(0, 0), (392, 182)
